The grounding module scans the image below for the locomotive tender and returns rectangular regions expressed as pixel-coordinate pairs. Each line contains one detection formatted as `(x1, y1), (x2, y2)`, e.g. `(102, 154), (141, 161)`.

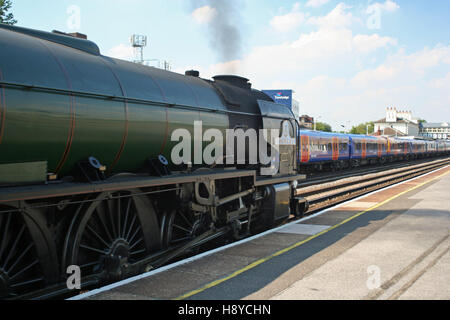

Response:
(0, 24), (448, 299)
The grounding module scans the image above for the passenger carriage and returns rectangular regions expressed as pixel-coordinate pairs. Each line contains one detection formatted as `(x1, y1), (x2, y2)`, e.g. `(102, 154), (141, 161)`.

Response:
(298, 130), (350, 171)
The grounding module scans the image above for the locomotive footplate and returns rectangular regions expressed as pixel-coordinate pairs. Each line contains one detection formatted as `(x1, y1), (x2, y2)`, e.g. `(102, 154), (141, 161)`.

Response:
(0, 171), (305, 204)
(0, 169), (257, 204)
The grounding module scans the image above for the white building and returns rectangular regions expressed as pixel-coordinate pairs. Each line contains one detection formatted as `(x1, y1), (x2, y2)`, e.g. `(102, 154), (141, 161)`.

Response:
(420, 122), (450, 140)
(374, 107), (420, 137)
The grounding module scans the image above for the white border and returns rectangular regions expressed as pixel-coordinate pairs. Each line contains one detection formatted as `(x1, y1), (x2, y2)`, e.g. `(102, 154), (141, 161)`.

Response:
(68, 165), (449, 300)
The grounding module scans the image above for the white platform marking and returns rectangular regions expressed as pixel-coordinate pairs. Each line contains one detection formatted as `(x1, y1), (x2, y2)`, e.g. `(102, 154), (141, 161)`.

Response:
(276, 223), (331, 235)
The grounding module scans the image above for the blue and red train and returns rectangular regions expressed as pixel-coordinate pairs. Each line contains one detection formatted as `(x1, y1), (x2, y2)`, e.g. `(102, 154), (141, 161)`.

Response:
(298, 129), (450, 171)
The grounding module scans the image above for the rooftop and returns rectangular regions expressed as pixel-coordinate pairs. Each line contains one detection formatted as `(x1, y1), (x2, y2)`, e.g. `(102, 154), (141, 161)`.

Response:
(374, 118), (418, 125)
(371, 127), (407, 137)
(421, 122), (449, 128)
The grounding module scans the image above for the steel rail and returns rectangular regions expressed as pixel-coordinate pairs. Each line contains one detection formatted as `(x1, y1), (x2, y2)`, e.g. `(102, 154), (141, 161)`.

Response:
(297, 158), (450, 197)
(302, 158), (450, 213)
(298, 156), (449, 188)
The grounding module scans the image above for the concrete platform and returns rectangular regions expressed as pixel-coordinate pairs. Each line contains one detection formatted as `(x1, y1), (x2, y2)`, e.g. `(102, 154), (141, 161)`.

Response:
(80, 166), (450, 300)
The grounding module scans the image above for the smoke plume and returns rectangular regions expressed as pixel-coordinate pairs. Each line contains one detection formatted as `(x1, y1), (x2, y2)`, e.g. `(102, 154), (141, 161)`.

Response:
(190, 0), (244, 71)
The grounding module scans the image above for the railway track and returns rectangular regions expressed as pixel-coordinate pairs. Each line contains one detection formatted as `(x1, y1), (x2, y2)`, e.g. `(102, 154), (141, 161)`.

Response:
(9, 157), (450, 300)
(296, 157), (450, 214)
(301, 156), (449, 187)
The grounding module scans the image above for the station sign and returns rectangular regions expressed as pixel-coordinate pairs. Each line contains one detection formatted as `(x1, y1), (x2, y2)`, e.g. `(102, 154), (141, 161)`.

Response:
(262, 90), (293, 108)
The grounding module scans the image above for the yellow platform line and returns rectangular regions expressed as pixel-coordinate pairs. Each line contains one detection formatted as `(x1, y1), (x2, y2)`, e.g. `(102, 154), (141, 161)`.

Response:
(175, 168), (450, 300)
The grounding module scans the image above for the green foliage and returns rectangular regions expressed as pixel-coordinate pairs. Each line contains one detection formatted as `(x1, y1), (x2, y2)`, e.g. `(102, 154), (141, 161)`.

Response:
(315, 122), (332, 132)
(417, 119), (427, 124)
(0, 0), (17, 25)
(350, 122), (375, 135)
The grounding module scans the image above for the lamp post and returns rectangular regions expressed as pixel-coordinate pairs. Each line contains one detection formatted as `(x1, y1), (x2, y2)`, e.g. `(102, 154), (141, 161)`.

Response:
(341, 121), (351, 133)
(314, 116), (322, 131)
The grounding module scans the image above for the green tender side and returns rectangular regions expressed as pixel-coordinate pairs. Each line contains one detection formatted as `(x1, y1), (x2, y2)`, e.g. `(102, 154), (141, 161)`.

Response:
(0, 26), (230, 178)
(0, 161), (47, 184)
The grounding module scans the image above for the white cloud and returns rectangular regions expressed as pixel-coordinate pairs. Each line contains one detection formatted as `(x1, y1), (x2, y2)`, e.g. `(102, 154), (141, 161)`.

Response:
(367, 0), (400, 13)
(429, 73), (450, 89)
(183, 2), (449, 130)
(404, 46), (450, 73)
(307, 3), (356, 29)
(106, 44), (134, 61)
(270, 3), (307, 32)
(300, 46), (450, 128)
(191, 5), (218, 25)
(353, 34), (398, 53)
(350, 65), (398, 87)
(306, 0), (331, 8)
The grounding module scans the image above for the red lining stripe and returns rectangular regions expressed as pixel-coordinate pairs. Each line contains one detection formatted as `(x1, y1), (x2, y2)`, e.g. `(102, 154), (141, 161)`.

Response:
(38, 41), (76, 174)
(0, 69), (5, 144)
(101, 60), (129, 171)
(159, 108), (169, 155)
(143, 72), (169, 156)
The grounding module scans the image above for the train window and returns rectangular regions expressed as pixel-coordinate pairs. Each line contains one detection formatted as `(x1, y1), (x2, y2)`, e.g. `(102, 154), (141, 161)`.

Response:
(311, 140), (320, 152)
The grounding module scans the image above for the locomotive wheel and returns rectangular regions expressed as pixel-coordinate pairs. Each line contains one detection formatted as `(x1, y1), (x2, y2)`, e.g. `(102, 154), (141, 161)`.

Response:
(0, 205), (58, 299)
(162, 210), (209, 249)
(63, 190), (161, 283)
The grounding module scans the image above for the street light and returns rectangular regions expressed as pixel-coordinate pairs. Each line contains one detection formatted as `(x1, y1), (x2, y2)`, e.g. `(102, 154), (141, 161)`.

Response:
(314, 116), (322, 131)
(341, 121), (351, 133)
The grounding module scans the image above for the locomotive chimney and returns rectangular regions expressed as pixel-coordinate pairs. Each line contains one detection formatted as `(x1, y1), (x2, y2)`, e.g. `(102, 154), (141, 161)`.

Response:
(185, 70), (200, 77)
(68, 32), (88, 40)
(52, 30), (88, 39)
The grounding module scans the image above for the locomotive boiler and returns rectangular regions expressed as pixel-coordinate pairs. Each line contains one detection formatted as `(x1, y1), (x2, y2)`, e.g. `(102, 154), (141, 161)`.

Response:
(0, 24), (302, 299)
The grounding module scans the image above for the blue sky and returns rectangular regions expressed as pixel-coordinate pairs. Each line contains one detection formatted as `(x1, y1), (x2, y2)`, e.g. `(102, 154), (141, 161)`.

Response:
(9, 0), (450, 130)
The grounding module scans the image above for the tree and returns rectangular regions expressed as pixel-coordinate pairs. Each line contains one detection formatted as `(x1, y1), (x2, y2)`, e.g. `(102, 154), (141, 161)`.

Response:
(0, 0), (17, 25)
(350, 122), (375, 135)
(315, 122), (332, 132)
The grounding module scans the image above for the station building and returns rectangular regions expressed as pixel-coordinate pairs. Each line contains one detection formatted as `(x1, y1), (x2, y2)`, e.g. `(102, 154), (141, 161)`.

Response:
(373, 107), (420, 137)
(299, 115), (314, 129)
(419, 122), (450, 140)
